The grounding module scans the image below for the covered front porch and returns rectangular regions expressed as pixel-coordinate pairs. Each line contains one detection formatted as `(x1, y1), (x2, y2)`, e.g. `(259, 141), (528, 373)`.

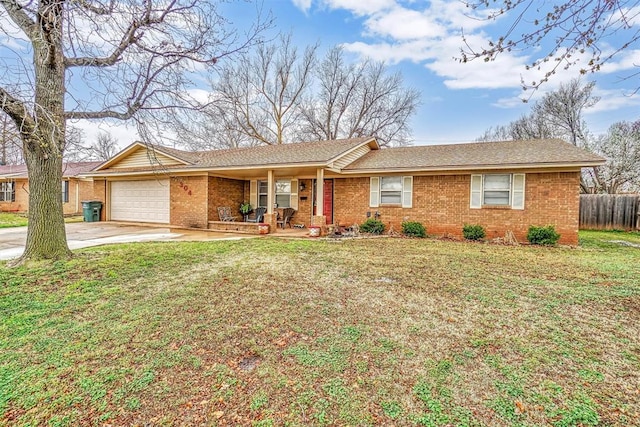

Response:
(206, 166), (335, 235)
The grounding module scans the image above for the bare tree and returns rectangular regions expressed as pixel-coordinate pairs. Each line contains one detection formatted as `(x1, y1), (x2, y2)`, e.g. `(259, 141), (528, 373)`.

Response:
(0, 113), (23, 165)
(301, 47), (420, 147)
(585, 120), (640, 193)
(170, 94), (260, 150)
(0, 1), (267, 262)
(185, 42), (420, 149)
(460, 1), (640, 91)
(477, 78), (598, 144)
(533, 80), (599, 146)
(61, 125), (86, 162)
(91, 132), (120, 161)
(66, 130), (119, 161)
(208, 34), (318, 146)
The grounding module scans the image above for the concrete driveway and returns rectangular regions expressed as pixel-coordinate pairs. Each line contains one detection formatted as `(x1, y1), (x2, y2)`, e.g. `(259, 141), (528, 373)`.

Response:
(0, 222), (252, 261)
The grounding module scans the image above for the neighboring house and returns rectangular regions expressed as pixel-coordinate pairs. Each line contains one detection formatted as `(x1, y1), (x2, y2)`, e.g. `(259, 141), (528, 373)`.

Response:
(0, 162), (102, 215)
(83, 137), (604, 244)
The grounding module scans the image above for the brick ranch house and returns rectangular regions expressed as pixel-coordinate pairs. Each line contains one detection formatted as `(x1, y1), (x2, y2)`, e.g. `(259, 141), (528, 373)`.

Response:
(0, 161), (102, 215)
(82, 137), (604, 244)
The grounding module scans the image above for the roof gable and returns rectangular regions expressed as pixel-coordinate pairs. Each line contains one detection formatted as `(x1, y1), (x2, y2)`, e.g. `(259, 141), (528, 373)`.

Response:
(185, 137), (378, 168)
(344, 139), (606, 172)
(95, 142), (191, 170)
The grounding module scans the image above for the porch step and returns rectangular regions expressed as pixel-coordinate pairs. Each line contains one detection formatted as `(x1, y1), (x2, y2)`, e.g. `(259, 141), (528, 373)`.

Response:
(208, 221), (266, 235)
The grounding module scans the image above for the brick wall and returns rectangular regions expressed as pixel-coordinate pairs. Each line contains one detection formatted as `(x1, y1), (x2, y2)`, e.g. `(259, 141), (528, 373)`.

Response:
(0, 179), (28, 212)
(90, 179), (107, 220)
(296, 178), (313, 226)
(170, 176), (209, 228)
(333, 172), (582, 245)
(208, 177), (244, 221)
(61, 178), (94, 215)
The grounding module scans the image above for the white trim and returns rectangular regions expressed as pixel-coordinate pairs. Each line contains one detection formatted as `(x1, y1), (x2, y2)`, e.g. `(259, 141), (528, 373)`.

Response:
(402, 176), (413, 208)
(512, 174), (526, 210)
(290, 179), (299, 210)
(249, 180), (258, 208)
(369, 177), (380, 207)
(470, 175), (483, 209)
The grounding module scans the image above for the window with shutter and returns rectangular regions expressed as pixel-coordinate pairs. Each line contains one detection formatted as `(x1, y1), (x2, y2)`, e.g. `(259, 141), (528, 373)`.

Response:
(470, 174), (526, 209)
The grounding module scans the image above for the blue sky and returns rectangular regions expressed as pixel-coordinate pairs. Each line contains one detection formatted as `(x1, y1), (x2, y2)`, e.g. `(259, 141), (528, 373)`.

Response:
(2, 0), (639, 148)
(256, 0), (640, 145)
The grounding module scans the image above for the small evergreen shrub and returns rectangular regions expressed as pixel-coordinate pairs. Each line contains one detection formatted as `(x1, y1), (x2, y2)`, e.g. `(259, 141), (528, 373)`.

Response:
(402, 221), (426, 238)
(527, 225), (561, 245)
(360, 218), (385, 234)
(463, 224), (486, 241)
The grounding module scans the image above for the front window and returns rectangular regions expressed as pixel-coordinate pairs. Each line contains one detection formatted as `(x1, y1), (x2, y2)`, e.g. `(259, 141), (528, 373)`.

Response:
(470, 173), (525, 210)
(0, 181), (15, 202)
(258, 180), (268, 208)
(62, 180), (69, 203)
(483, 174), (511, 205)
(380, 176), (402, 204)
(275, 180), (291, 208)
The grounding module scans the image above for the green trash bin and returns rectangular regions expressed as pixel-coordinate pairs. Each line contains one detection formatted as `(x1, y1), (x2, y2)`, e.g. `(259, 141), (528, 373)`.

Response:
(82, 201), (103, 222)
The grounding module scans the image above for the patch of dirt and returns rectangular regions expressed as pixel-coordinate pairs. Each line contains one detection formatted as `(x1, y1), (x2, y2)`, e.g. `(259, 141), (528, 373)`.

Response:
(237, 355), (261, 372)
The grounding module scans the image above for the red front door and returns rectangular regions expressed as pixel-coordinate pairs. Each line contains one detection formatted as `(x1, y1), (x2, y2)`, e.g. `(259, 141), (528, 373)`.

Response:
(323, 179), (333, 225)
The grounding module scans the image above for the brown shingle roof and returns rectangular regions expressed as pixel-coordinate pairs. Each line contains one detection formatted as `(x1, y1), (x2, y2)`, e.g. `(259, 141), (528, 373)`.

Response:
(151, 137), (376, 168)
(0, 161), (102, 179)
(344, 139), (605, 171)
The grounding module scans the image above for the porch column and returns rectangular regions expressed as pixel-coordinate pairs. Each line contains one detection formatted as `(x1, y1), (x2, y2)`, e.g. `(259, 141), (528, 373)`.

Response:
(267, 169), (275, 214)
(311, 168), (327, 229)
(263, 169), (277, 231)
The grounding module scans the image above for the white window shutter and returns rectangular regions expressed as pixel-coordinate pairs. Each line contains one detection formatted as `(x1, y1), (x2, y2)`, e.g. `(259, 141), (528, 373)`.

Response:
(402, 176), (413, 208)
(370, 177), (380, 207)
(290, 179), (299, 210)
(512, 174), (525, 210)
(249, 180), (258, 207)
(470, 174), (483, 209)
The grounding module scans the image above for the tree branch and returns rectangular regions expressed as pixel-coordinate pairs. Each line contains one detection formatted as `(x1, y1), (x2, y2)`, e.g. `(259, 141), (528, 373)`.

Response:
(0, 0), (37, 38)
(69, 0), (115, 15)
(0, 87), (36, 135)
(64, 16), (141, 67)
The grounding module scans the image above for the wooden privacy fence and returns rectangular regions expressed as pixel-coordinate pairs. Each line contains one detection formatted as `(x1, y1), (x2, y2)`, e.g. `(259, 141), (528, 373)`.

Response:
(579, 194), (640, 230)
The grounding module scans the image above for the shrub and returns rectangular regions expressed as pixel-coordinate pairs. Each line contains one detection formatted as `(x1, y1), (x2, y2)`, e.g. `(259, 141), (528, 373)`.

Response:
(360, 218), (385, 234)
(402, 221), (426, 238)
(463, 224), (486, 241)
(527, 225), (561, 245)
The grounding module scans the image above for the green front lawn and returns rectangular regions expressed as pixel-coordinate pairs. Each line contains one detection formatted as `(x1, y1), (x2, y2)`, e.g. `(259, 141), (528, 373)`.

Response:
(0, 213), (84, 228)
(1, 231), (639, 426)
(0, 212), (28, 228)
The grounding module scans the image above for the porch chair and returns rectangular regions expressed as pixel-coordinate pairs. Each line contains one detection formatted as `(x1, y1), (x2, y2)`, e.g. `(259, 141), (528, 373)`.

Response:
(246, 206), (267, 223)
(217, 206), (237, 222)
(277, 208), (296, 229)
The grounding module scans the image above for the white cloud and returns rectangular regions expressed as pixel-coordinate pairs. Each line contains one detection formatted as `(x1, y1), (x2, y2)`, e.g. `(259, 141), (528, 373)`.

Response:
(363, 7), (447, 40)
(323, 0), (396, 16)
(291, 0), (312, 13)
(186, 88), (213, 104)
(598, 49), (640, 74)
(586, 88), (640, 113)
(319, 0), (640, 95)
(70, 120), (139, 151)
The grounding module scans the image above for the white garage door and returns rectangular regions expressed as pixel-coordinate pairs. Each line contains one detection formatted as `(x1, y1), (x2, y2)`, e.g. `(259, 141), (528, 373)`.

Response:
(110, 179), (170, 223)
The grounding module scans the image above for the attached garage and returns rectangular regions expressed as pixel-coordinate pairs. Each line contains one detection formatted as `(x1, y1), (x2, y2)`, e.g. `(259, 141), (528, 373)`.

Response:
(110, 179), (170, 223)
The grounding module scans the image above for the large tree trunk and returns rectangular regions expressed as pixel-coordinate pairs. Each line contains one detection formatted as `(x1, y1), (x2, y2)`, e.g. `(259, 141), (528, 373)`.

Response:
(18, 0), (71, 262)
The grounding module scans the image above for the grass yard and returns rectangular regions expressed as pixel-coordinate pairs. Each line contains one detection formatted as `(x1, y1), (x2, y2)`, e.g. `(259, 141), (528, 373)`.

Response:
(0, 213), (84, 228)
(0, 213), (28, 228)
(1, 231), (639, 426)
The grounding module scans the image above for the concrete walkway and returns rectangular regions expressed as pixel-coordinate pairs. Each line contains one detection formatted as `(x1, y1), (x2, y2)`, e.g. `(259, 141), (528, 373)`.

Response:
(0, 222), (253, 261)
